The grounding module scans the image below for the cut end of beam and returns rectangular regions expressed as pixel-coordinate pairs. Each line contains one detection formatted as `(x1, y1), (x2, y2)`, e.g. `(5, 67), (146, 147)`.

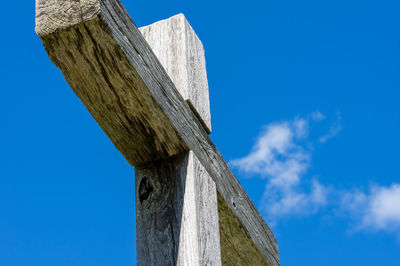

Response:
(35, 0), (100, 37)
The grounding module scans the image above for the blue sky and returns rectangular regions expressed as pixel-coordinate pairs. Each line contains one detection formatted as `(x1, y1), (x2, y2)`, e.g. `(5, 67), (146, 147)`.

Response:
(1, 0), (399, 265)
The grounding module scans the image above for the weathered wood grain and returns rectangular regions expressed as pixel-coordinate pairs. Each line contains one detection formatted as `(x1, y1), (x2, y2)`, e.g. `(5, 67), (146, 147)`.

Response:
(139, 14), (212, 133)
(135, 152), (193, 265)
(36, 1), (279, 265)
(218, 193), (269, 266)
(193, 153), (221, 265)
(38, 18), (188, 166)
(35, 0), (100, 37)
(136, 151), (221, 265)
(136, 15), (221, 266)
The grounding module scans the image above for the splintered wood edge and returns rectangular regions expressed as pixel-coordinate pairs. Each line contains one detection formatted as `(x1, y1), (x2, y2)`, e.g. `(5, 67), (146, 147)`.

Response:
(36, 0), (279, 264)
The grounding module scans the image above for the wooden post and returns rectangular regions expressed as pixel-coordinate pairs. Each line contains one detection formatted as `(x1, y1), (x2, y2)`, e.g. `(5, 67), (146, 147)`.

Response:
(35, 1), (279, 265)
(136, 152), (220, 265)
(135, 14), (220, 265)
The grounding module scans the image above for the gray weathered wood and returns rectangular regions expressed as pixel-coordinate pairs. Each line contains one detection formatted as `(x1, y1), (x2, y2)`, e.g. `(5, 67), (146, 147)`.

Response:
(139, 14), (212, 133)
(193, 153), (221, 265)
(35, 1), (279, 265)
(136, 15), (221, 266)
(135, 152), (193, 265)
(35, 0), (100, 37)
(136, 151), (221, 265)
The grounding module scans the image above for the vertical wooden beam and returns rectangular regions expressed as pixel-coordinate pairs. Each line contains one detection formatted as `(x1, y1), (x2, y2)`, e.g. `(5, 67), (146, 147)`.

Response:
(139, 14), (212, 133)
(135, 15), (221, 265)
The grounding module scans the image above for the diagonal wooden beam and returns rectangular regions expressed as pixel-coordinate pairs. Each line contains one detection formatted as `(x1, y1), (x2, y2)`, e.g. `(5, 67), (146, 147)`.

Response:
(35, 0), (279, 265)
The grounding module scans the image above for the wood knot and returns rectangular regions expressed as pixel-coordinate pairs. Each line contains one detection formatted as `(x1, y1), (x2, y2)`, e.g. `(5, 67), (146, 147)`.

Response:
(139, 177), (154, 203)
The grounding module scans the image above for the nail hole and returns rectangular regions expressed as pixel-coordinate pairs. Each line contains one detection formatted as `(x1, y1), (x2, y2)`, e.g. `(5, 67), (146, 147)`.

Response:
(139, 177), (153, 203)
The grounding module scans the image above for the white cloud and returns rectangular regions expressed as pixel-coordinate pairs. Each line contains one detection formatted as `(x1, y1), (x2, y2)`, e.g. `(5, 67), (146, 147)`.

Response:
(319, 111), (342, 143)
(262, 179), (329, 223)
(230, 111), (400, 237)
(340, 184), (400, 233)
(231, 116), (328, 223)
(293, 117), (309, 139)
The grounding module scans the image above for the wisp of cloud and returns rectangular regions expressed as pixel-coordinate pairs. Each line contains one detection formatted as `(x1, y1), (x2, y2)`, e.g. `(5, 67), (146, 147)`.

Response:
(231, 114), (328, 224)
(231, 111), (400, 237)
(340, 184), (400, 235)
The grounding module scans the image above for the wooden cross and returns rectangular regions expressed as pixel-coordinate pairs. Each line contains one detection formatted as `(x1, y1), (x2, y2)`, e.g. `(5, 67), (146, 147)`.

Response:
(35, 1), (279, 265)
